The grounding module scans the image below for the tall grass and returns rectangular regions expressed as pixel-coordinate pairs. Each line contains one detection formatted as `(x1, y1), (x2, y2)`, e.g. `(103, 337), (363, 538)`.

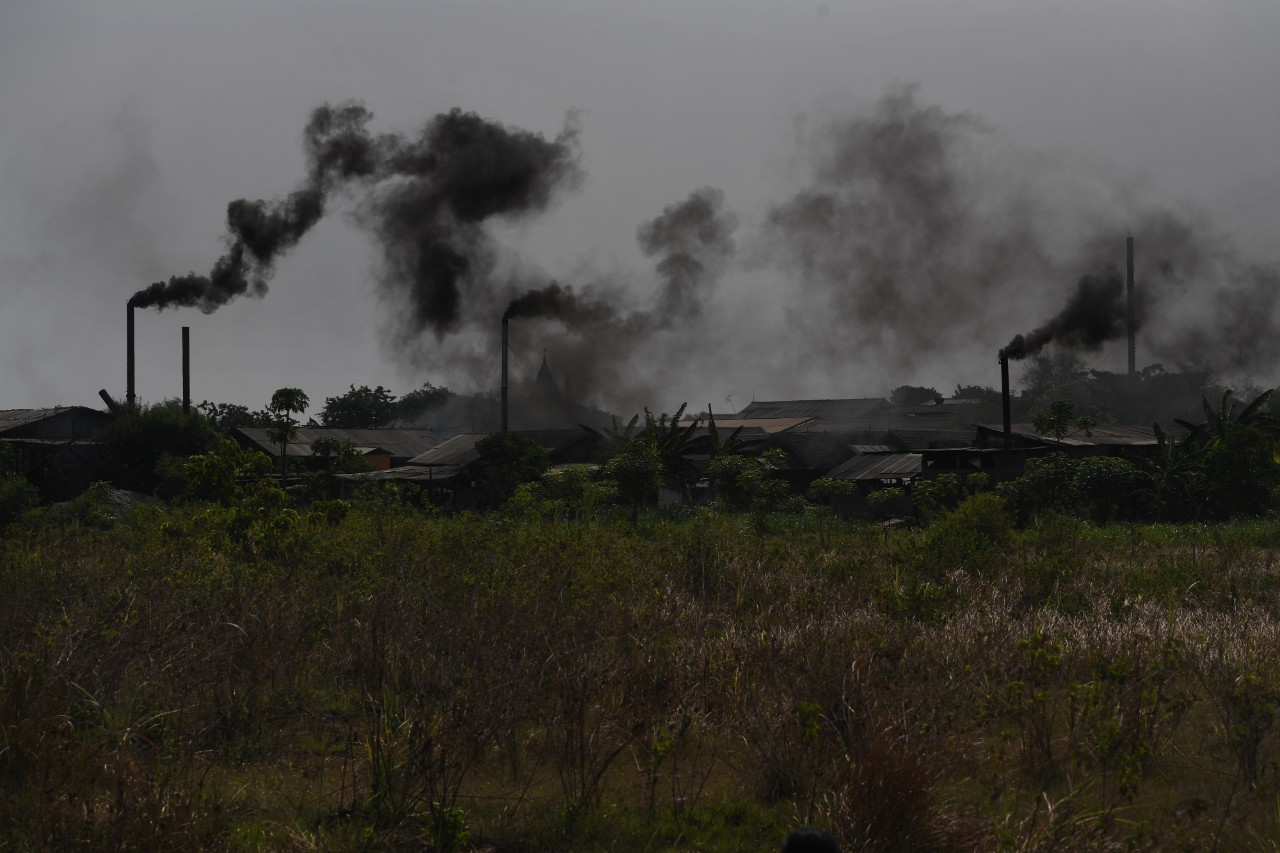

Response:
(5, 501), (1280, 849)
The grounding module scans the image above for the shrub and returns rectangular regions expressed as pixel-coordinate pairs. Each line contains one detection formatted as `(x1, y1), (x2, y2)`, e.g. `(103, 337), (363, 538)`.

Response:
(922, 492), (1013, 570)
(1071, 455), (1146, 522)
(0, 473), (39, 529)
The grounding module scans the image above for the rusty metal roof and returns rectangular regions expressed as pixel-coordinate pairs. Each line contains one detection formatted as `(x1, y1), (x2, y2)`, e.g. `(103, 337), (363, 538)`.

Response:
(824, 453), (922, 481)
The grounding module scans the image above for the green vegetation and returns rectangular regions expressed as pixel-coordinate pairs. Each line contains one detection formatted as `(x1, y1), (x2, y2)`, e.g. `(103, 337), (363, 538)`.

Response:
(8, 465), (1280, 850)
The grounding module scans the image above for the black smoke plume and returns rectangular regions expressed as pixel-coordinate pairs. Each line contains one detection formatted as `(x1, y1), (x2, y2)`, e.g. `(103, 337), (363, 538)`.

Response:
(129, 102), (378, 312)
(500, 187), (736, 331)
(1002, 268), (1129, 360)
(637, 186), (737, 323)
(130, 102), (581, 323)
(365, 108), (582, 336)
(496, 188), (738, 404)
(503, 281), (613, 325)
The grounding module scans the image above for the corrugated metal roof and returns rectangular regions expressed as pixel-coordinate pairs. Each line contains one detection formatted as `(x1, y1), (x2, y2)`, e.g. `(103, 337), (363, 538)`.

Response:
(735, 399), (891, 420)
(824, 453), (922, 481)
(849, 444), (897, 454)
(676, 417), (814, 433)
(336, 465), (464, 483)
(405, 429), (600, 467)
(771, 432), (856, 470)
(236, 427), (439, 460)
(975, 423), (1157, 447)
(407, 434), (484, 467)
(0, 407), (105, 434)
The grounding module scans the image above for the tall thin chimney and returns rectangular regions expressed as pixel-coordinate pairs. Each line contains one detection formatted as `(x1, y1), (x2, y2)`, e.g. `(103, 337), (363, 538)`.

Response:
(501, 315), (509, 433)
(1127, 232), (1136, 376)
(182, 326), (191, 415)
(127, 304), (136, 410)
(999, 350), (1012, 451)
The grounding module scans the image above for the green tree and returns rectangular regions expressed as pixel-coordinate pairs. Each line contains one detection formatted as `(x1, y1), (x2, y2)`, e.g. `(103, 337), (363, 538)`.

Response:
(1032, 399), (1097, 441)
(890, 385), (942, 405)
(197, 401), (273, 433)
(601, 434), (662, 522)
(396, 382), (454, 424)
(267, 388), (309, 481)
(99, 399), (219, 494)
(471, 433), (551, 508)
(320, 385), (397, 428)
(310, 437), (371, 474)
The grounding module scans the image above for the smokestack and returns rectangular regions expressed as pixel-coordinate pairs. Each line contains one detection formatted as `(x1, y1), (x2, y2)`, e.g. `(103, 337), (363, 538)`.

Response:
(98, 389), (121, 413)
(126, 304), (136, 410)
(999, 350), (1011, 451)
(182, 326), (191, 416)
(1127, 232), (1136, 376)
(501, 315), (509, 433)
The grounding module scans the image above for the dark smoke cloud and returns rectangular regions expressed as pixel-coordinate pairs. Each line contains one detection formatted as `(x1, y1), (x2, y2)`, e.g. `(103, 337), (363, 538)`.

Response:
(1001, 268), (1128, 360)
(637, 186), (737, 322)
(131, 102), (581, 323)
(365, 108), (582, 336)
(763, 83), (1055, 364)
(495, 188), (738, 405)
(130, 102), (379, 312)
(503, 281), (613, 325)
(761, 83), (1280, 387)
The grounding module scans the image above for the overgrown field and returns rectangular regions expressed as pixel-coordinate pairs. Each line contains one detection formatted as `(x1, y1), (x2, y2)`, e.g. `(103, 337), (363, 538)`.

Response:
(6, 494), (1280, 850)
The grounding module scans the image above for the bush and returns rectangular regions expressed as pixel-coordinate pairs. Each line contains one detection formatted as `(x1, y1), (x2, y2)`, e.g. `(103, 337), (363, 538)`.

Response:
(0, 473), (38, 530)
(1071, 455), (1146, 522)
(922, 492), (1013, 570)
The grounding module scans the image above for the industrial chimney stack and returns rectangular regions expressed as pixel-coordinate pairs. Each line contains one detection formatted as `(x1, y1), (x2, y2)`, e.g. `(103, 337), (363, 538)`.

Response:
(126, 304), (137, 410)
(182, 326), (191, 416)
(500, 315), (509, 433)
(999, 350), (1012, 451)
(1127, 233), (1136, 376)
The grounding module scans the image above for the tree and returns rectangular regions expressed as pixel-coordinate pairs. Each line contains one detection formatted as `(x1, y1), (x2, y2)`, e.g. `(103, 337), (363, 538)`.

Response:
(99, 399), (219, 494)
(1032, 399), (1097, 441)
(396, 382), (454, 424)
(471, 433), (551, 508)
(310, 437), (371, 474)
(320, 385), (397, 429)
(890, 385), (942, 405)
(197, 401), (273, 433)
(267, 388), (309, 481)
(601, 434), (662, 522)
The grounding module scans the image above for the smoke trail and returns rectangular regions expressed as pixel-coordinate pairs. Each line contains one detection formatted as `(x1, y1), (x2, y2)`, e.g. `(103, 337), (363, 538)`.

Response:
(363, 108), (582, 336)
(1001, 268), (1128, 360)
(761, 83), (1280, 385)
(636, 186), (737, 323)
(130, 102), (379, 312)
(131, 102), (581, 322)
(503, 281), (613, 324)
(495, 187), (738, 406)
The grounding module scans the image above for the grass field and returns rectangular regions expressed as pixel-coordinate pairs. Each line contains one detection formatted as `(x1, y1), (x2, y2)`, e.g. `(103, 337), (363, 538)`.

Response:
(5, 492), (1280, 850)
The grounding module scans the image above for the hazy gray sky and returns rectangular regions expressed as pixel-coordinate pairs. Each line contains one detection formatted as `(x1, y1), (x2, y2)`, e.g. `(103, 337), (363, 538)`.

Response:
(2, 0), (1278, 416)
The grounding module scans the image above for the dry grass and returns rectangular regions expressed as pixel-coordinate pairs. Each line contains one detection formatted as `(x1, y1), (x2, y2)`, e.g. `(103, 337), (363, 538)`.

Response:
(5, 504), (1280, 850)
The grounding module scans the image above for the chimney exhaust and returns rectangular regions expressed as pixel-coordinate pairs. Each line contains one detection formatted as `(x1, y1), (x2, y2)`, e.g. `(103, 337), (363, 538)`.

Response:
(999, 350), (1012, 451)
(126, 304), (137, 410)
(500, 315), (509, 433)
(182, 326), (191, 416)
(1126, 232), (1136, 376)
